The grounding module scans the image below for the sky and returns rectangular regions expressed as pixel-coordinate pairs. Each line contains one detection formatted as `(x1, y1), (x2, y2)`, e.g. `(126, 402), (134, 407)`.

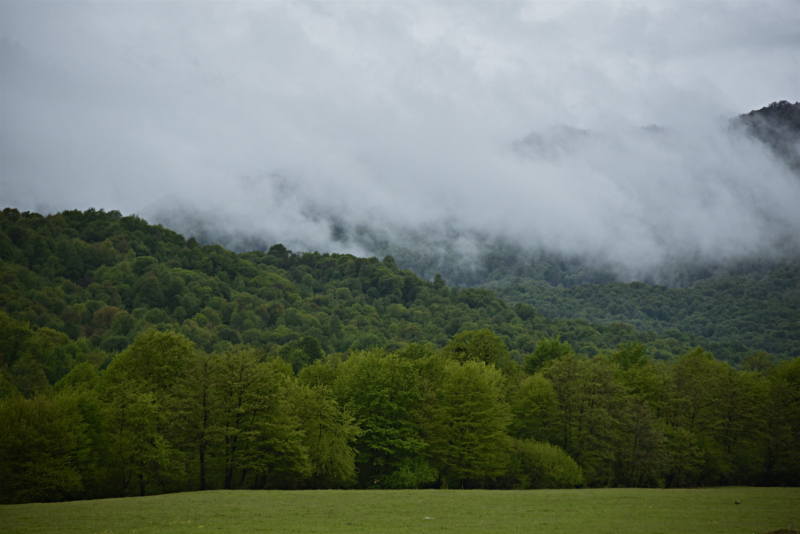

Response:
(1, 1), (799, 275)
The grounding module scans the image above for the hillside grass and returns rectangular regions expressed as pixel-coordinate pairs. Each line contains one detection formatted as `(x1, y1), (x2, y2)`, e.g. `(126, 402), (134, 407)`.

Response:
(1, 487), (798, 534)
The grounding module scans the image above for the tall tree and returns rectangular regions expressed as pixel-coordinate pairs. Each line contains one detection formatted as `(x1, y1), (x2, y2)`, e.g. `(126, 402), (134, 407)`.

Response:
(291, 383), (359, 488)
(545, 354), (623, 485)
(215, 348), (308, 489)
(334, 350), (425, 488)
(426, 359), (511, 488)
(173, 351), (220, 491)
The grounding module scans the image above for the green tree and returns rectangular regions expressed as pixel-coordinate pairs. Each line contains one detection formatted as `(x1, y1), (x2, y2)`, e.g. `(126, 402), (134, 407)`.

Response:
(426, 359), (511, 488)
(100, 370), (182, 496)
(524, 335), (574, 375)
(442, 328), (510, 369)
(609, 342), (649, 371)
(112, 328), (194, 393)
(662, 347), (727, 486)
(214, 348), (308, 489)
(763, 357), (800, 485)
(334, 350), (425, 487)
(509, 373), (558, 443)
(173, 352), (220, 491)
(98, 329), (192, 496)
(614, 398), (664, 487)
(0, 394), (86, 503)
(0, 311), (32, 368)
(545, 354), (623, 485)
(291, 383), (359, 488)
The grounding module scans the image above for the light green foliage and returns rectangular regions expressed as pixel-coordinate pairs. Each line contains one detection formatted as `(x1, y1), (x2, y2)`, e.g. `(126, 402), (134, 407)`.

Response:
(609, 342), (649, 371)
(110, 328), (195, 392)
(172, 351), (220, 491)
(297, 358), (340, 388)
(426, 360), (511, 487)
(660, 347), (728, 486)
(334, 350), (424, 487)
(99, 330), (194, 496)
(214, 348), (309, 489)
(507, 439), (584, 488)
(291, 384), (359, 488)
(509, 373), (557, 442)
(100, 384), (182, 496)
(54, 362), (99, 392)
(614, 398), (665, 487)
(442, 329), (510, 368)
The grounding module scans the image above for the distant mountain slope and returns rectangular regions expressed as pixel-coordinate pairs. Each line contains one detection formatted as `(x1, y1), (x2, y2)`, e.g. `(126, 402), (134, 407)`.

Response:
(733, 100), (800, 173)
(381, 241), (800, 362)
(481, 260), (800, 361)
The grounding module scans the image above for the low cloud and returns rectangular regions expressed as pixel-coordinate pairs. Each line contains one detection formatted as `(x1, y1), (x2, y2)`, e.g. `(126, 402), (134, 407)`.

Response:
(2, 1), (799, 279)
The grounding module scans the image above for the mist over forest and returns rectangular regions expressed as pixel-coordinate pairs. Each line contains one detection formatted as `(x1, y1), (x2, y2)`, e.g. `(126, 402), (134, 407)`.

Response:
(3, 2), (799, 285)
(150, 101), (800, 287)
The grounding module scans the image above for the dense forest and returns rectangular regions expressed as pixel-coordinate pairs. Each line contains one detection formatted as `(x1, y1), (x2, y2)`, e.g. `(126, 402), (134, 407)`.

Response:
(480, 258), (800, 362)
(374, 242), (800, 363)
(0, 207), (734, 389)
(1, 208), (798, 503)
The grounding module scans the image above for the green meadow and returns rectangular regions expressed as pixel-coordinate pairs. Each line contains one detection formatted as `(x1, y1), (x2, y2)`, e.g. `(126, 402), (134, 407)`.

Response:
(1, 487), (798, 534)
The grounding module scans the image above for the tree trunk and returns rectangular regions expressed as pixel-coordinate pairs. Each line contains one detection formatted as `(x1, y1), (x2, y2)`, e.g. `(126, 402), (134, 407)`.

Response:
(199, 442), (206, 491)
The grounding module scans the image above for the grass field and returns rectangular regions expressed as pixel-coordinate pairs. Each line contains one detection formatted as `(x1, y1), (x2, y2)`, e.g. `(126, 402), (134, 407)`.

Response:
(1, 487), (798, 534)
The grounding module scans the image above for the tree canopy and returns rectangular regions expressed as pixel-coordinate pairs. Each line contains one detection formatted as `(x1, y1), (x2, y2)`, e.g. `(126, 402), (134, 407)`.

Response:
(1, 208), (798, 502)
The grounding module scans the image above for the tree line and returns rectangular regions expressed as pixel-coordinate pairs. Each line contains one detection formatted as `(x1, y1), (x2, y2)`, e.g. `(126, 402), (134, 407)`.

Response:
(1, 327), (798, 504)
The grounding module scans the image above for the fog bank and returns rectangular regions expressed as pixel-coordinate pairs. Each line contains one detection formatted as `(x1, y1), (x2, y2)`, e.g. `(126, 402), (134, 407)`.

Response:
(2, 2), (799, 279)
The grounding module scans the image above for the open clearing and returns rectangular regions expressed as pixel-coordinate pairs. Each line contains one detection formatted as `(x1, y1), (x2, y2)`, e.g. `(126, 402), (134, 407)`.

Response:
(1, 487), (798, 534)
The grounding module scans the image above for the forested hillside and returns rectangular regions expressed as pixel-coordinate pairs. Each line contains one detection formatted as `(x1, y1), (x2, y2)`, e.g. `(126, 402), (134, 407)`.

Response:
(382, 243), (800, 363)
(481, 261), (800, 362)
(1, 208), (798, 503)
(0, 207), (729, 399)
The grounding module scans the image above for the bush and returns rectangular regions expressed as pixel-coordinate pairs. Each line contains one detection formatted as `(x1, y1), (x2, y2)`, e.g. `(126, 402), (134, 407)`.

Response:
(508, 439), (583, 489)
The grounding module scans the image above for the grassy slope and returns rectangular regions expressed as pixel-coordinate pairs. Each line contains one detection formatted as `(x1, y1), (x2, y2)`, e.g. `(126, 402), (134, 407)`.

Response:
(1, 488), (798, 534)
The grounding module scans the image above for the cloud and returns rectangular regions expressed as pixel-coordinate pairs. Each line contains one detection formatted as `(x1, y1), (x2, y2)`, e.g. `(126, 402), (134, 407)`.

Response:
(1, 1), (799, 277)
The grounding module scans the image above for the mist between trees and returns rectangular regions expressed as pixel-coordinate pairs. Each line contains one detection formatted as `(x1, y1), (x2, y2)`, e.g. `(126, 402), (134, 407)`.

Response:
(1, 208), (798, 503)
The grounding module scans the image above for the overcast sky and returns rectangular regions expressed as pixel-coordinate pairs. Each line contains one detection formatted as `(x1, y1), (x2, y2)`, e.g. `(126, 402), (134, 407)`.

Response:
(2, 1), (799, 272)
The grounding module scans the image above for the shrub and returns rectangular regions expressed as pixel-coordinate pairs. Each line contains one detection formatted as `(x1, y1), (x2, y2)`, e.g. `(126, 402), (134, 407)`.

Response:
(508, 439), (583, 489)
